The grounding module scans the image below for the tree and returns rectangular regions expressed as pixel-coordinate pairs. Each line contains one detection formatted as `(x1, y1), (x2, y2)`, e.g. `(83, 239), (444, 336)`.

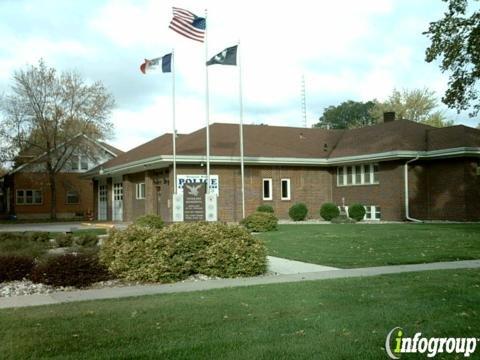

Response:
(370, 88), (454, 127)
(424, 0), (480, 116)
(0, 60), (114, 219)
(314, 100), (376, 129)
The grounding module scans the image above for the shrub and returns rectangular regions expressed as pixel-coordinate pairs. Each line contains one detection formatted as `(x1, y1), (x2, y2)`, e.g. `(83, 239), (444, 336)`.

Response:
(241, 212), (278, 232)
(320, 203), (340, 221)
(256, 205), (274, 213)
(288, 203), (308, 221)
(31, 253), (110, 287)
(0, 255), (35, 282)
(55, 233), (73, 247)
(134, 214), (164, 229)
(348, 203), (366, 221)
(100, 223), (267, 283)
(0, 233), (50, 258)
(74, 234), (98, 247)
(27, 232), (50, 242)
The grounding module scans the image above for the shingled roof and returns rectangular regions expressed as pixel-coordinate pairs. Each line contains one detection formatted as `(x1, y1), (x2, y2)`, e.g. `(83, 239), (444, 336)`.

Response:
(91, 120), (480, 175)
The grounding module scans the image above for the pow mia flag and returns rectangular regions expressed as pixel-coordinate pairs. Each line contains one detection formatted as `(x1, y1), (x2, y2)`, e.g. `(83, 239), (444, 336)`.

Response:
(206, 45), (237, 66)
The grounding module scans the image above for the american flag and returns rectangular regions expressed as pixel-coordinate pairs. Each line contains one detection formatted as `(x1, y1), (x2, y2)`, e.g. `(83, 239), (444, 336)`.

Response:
(169, 7), (206, 43)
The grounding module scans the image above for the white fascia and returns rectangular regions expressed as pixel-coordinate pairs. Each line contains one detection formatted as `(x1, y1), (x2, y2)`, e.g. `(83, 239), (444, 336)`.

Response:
(92, 147), (480, 178)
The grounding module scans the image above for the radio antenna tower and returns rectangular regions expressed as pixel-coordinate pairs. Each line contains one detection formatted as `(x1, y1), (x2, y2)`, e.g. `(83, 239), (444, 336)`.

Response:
(301, 74), (307, 128)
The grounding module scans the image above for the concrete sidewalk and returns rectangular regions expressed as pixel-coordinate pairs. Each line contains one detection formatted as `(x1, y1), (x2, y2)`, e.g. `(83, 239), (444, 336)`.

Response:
(268, 256), (339, 274)
(1, 259), (479, 309)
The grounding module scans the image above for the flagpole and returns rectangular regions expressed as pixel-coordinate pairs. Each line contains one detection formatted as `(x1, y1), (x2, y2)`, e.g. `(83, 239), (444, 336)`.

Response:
(204, 8), (211, 194)
(237, 41), (245, 220)
(171, 49), (177, 195)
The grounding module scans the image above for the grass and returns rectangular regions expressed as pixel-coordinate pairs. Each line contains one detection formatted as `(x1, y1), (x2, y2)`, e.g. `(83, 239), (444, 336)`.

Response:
(0, 269), (479, 359)
(260, 223), (480, 268)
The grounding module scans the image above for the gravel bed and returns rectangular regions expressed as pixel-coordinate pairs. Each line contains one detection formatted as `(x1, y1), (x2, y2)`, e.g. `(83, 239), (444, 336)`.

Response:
(1, 272), (274, 298)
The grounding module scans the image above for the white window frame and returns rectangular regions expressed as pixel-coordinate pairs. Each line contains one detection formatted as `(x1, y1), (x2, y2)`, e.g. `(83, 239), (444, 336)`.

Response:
(70, 154), (89, 171)
(337, 164), (380, 186)
(364, 205), (381, 221)
(280, 178), (291, 200)
(16, 189), (43, 205)
(262, 178), (272, 201)
(136, 183), (146, 200)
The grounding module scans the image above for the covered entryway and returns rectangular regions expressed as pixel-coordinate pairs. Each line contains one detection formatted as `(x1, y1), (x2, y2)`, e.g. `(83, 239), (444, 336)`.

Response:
(112, 180), (123, 221)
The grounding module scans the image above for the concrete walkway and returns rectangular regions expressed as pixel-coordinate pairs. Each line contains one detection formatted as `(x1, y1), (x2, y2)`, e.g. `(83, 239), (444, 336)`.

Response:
(1, 259), (479, 309)
(268, 256), (339, 274)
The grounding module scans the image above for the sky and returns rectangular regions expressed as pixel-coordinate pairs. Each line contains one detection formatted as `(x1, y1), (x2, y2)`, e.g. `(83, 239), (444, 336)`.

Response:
(0, 0), (477, 151)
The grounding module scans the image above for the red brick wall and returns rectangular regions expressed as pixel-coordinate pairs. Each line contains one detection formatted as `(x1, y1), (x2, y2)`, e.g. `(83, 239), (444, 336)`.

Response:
(13, 172), (94, 219)
(171, 165), (331, 222)
(332, 161), (405, 220)
(465, 159), (480, 221)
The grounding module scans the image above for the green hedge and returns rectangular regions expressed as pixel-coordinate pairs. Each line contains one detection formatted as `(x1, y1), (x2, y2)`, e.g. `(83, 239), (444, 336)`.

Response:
(100, 223), (267, 283)
(320, 203), (340, 221)
(134, 214), (164, 229)
(241, 212), (278, 232)
(289, 203), (308, 221)
(256, 205), (274, 213)
(348, 203), (366, 221)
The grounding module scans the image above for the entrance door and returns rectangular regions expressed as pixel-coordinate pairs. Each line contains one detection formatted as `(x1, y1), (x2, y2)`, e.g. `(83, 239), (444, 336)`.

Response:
(156, 183), (170, 221)
(98, 185), (107, 221)
(112, 182), (123, 221)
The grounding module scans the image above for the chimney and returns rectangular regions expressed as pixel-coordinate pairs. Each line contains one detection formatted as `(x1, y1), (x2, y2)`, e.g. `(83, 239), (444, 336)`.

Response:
(383, 112), (396, 123)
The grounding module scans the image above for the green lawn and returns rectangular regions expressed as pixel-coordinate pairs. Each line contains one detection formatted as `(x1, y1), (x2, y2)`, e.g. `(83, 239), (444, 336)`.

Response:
(260, 224), (480, 268)
(1, 269), (479, 359)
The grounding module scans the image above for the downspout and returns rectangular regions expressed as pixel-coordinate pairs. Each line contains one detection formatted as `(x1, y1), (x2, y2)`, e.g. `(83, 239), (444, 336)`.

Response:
(404, 155), (422, 222)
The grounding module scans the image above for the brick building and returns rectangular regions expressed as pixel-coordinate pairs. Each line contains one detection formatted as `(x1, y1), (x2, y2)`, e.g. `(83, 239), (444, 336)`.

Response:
(85, 117), (480, 222)
(0, 136), (123, 220)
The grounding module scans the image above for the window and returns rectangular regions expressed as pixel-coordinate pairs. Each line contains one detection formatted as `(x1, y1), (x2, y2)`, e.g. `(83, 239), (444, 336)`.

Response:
(70, 155), (89, 171)
(355, 165), (362, 184)
(338, 167), (344, 186)
(281, 179), (291, 200)
(136, 183), (145, 200)
(16, 190), (42, 205)
(337, 164), (380, 186)
(70, 155), (79, 171)
(364, 205), (381, 220)
(80, 157), (89, 170)
(66, 190), (80, 204)
(262, 178), (272, 200)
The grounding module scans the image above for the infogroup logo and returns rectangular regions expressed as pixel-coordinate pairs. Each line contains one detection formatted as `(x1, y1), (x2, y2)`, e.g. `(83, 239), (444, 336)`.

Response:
(385, 327), (478, 358)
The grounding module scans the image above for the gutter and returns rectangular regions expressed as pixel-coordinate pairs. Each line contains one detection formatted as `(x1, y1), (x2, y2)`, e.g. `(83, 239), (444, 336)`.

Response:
(404, 155), (422, 223)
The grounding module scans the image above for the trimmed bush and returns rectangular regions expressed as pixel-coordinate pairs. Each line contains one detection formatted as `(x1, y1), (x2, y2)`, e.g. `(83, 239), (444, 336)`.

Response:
(100, 223), (267, 283)
(241, 212), (278, 232)
(348, 203), (366, 221)
(55, 233), (73, 248)
(0, 233), (50, 258)
(320, 203), (340, 221)
(74, 234), (98, 247)
(27, 232), (50, 242)
(288, 203), (308, 221)
(134, 214), (164, 229)
(256, 205), (274, 213)
(0, 255), (35, 282)
(31, 253), (110, 287)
